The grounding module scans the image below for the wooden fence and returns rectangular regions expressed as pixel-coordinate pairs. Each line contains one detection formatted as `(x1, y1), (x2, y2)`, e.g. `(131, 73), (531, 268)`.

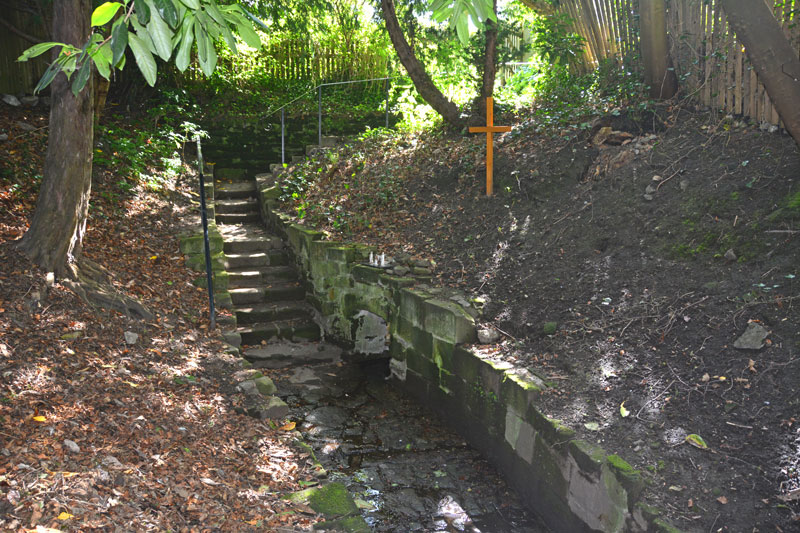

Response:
(0, 3), (50, 95)
(552, 0), (800, 125)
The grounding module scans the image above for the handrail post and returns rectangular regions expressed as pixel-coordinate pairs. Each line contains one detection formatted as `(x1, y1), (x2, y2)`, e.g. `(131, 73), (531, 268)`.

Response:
(196, 137), (216, 330)
(384, 78), (390, 128)
(318, 85), (322, 146)
(281, 108), (285, 165)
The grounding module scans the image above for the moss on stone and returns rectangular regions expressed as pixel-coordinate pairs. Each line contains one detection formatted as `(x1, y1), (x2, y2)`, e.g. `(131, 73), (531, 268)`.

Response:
(607, 454), (644, 500)
(312, 516), (371, 532)
(569, 439), (606, 475)
(287, 482), (358, 517)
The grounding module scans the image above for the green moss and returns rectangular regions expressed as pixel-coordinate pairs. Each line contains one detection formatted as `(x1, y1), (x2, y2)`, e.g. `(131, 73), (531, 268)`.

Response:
(313, 516), (370, 532)
(286, 482), (357, 517)
(607, 454), (644, 499)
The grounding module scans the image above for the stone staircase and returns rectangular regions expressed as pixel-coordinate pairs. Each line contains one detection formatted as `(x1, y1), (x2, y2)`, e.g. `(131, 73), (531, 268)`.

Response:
(213, 166), (321, 346)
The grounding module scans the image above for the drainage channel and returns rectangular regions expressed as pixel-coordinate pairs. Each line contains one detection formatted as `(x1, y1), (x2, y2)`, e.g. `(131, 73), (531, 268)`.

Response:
(256, 344), (549, 532)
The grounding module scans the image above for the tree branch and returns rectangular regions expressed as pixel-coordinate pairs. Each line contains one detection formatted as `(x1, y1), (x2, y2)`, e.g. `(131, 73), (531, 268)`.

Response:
(0, 16), (45, 45)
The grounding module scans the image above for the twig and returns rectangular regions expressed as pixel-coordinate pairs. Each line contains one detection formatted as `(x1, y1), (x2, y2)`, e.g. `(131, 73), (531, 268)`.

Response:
(636, 380), (676, 420)
(655, 167), (683, 191)
(494, 325), (518, 341)
(725, 421), (753, 429)
(764, 230), (799, 234)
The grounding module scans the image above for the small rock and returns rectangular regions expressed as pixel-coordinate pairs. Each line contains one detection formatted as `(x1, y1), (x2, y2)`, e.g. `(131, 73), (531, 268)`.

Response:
(542, 322), (558, 335)
(259, 396), (289, 419)
(102, 455), (124, 470)
(15, 121), (36, 132)
(2, 94), (20, 106)
(643, 194), (654, 201)
(734, 322), (769, 351)
(413, 258), (430, 268)
(20, 96), (39, 107)
(680, 179), (689, 191)
(652, 175), (662, 181)
(237, 379), (259, 396)
(412, 267), (431, 276)
(393, 265), (410, 277)
(63, 439), (80, 454)
(233, 369), (263, 382)
(0, 133), (8, 142)
(724, 248), (737, 261)
(477, 328), (501, 344)
(645, 184), (657, 194)
(254, 376), (277, 396)
(123, 331), (138, 345)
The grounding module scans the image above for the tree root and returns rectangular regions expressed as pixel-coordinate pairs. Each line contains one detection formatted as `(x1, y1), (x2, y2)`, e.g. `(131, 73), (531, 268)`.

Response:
(62, 258), (154, 320)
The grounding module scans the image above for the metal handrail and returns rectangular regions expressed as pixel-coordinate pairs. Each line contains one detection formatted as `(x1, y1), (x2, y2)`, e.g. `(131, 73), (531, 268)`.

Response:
(196, 137), (216, 329)
(262, 75), (401, 163)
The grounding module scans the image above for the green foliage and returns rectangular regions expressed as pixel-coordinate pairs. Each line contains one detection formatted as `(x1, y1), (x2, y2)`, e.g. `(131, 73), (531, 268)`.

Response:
(19, 0), (262, 96)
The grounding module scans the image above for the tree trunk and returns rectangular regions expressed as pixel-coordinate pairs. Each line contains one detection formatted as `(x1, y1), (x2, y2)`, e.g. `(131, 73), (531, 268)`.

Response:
(475, 0), (498, 118)
(719, 0), (800, 146)
(640, 0), (678, 99)
(18, 0), (93, 278)
(380, 0), (466, 128)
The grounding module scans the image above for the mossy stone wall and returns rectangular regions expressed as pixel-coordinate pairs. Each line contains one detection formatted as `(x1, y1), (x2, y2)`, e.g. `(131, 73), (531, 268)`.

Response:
(256, 179), (675, 532)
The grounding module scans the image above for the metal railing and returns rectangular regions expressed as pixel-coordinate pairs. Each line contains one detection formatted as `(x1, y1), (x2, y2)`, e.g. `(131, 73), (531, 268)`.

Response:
(264, 76), (397, 164)
(195, 137), (216, 329)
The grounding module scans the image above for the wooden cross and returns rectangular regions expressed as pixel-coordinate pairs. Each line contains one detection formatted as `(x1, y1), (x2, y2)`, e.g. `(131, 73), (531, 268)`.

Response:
(469, 97), (511, 196)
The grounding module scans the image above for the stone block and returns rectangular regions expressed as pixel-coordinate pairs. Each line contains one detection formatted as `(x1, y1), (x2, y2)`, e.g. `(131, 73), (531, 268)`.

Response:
(353, 310), (388, 355)
(261, 396), (289, 419)
(185, 251), (226, 273)
(532, 433), (569, 500)
(568, 439), (606, 476)
(351, 264), (382, 284)
(500, 368), (546, 414)
(406, 351), (440, 382)
(261, 185), (281, 200)
(431, 338), (455, 372)
(192, 270), (229, 290)
(179, 233), (224, 255)
(254, 376), (277, 396)
(452, 346), (482, 383)
(505, 407), (536, 464)
(398, 288), (428, 327)
(326, 245), (359, 263)
(423, 299), (476, 345)
(378, 273), (416, 291)
(528, 409), (576, 444)
(223, 331), (242, 347)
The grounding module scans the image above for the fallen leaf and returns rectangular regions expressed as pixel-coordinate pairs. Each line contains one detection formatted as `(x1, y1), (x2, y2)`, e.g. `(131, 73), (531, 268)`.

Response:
(701, 373), (710, 382)
(57, 512), (74, 520)
(279, 421), (296, 431)
(584, 422), (600, 431)
(685, 433), (708, 449)
(32, 415), (47, 422)
(619, 401), (630, 418)
(717, 496), (728, 504)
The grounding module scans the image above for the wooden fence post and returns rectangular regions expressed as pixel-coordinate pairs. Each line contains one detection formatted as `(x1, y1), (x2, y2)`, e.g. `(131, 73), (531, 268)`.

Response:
(640, 0), (678, 98)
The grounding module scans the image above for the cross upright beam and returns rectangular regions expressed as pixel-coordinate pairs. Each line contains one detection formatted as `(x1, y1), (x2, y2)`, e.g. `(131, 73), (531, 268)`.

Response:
(469, 97), (511, 196)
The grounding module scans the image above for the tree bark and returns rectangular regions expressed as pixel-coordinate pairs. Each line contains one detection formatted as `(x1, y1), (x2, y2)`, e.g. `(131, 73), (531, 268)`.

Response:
(639, 0), (678, 99)
(18, 0), (93, 278)
(380, 0), (466, 128)
(719, 0), (800, 146)
(475, 0), (498, 118)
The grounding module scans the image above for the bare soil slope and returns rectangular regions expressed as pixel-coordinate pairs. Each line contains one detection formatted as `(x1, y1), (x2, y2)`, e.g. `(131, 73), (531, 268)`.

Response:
(283, 105), (800, 531)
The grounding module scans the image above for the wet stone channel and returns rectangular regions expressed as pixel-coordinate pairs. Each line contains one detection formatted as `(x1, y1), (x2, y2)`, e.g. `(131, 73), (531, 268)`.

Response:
(259, 343), (549, 532)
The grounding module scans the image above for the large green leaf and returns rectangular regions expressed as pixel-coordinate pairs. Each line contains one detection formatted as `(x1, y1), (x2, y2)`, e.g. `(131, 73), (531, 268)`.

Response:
(153, 0), (179, 28)
(145, 0), (175, 61)
(195, 10), (219, 39)
(194, 23), (216, 76)
(175, 17), (194, 72)
(17, 42), (67, 62)
(177, 0), (199, 8)
(204, 0), (236, 52)
(91, 2), (122, 27)
(93, 42), (114, 79)
(231, 11), (261, 49)
(134, 0), (150, 25)
(71, 59), (92, 96)
(130, 13), (157, 53)
(110, 19), (128, 66)
(33, 60), (62, 94)
(128, 32), (157, 86)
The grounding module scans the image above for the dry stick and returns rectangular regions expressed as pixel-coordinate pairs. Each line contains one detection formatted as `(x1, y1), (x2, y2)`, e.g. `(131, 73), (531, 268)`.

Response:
(494, 325), (518, 342)
(655, 167), (684, 191)
(635, 379), (676, 420)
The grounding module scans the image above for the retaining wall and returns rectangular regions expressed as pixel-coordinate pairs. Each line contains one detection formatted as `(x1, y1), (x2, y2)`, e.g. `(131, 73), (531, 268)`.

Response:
(253, 174), (676, 532)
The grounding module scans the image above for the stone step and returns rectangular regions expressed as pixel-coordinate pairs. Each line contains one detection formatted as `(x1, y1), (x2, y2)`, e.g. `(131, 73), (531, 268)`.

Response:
(216, 212), (261, 225)
(234, 301), (312, 325)
(237, 319), (321, 345)
(228, 266), (296, 288)
(244, 342), (342, 369)
(216, 198), (258, 214)
(216, 181), (257, 200)
(214, 168), (248, 181)
(225, 251), (289, 269)
(229, 282), (305, 305)
(223, 237), (283, 255)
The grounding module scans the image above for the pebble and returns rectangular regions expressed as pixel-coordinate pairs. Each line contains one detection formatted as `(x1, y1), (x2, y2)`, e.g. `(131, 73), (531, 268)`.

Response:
(124, 331), (138, 345)
(724, 248), (737, 261)
(0, 133), (8, 142)
(2, 94), (20, 107)
(643, 194), (654, 201)
(20, 96), (39, 107)
(477, 327), (501, 344)
(15, 121), (36, 132)
(63, 439), (80, 454)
